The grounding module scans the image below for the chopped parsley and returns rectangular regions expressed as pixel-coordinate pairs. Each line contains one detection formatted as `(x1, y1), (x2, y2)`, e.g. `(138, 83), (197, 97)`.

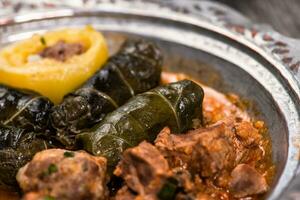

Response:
(44, 195), (55, 200)
(64, 151), (75, 158)
(48, 163), (58, 174)
(40, 36), (47, 46)
(39, 163), (58, 179)
(157, 178), (179, 200)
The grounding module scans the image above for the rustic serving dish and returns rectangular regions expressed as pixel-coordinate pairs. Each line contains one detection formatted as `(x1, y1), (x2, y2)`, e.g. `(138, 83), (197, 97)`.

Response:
(0, 0), (299, 199)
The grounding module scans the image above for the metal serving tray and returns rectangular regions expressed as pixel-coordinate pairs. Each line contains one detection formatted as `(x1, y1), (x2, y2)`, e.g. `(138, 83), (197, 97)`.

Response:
(0, 0), (299, 199)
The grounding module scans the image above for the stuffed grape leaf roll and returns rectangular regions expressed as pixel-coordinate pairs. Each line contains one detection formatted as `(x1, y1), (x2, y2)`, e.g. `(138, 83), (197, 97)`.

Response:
(77, 80), (204, 168)
(0, 125), (55, 188)
(0, 85), (53, 132)
(50, 39), (163, 144)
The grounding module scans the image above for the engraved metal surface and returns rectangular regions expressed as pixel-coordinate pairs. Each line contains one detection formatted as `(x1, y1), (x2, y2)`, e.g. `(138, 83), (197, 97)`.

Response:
(0, 0), (299, 199)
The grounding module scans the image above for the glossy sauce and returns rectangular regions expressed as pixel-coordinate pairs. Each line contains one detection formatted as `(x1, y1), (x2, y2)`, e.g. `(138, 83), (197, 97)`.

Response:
(0, 71), (274, 199)
(161, 72), (275, 199)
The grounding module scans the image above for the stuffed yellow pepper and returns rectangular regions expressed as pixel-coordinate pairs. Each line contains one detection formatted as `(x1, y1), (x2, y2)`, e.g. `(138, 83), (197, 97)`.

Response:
(0, 26), (108, 104)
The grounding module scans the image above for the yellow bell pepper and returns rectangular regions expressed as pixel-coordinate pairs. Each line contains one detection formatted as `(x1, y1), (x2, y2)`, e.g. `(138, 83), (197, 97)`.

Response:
(0, 26), (109, 104)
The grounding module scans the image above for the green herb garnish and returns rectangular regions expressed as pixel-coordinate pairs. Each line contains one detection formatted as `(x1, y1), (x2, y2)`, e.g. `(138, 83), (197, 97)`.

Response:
(40, 36), (46, 46)
(44, 195), (55, 200)
(157, 178), (178, 200)
(64, 151), (75, 158)
(39, 163), (58, 179)
(48, 163), (58, 175)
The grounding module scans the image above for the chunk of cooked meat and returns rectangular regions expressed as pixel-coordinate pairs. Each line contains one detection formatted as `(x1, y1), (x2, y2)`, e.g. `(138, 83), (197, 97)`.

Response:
(114, 186), (137, 200)
(229, 164), (269, 198)
(39, 40), (85, 61)
(113, 139), (235, 200)
(153, 119), (270, 199)
(114, 141), (205, 200)
(176, 193), (213, 200)
(22, 192), (54, 200)
(234, 121), (262, 147)
(155, 117), (267, 178)
(114, 141), (171, 198)
(17, 149), (108, 200)
(155, 124), (236, 177)
(114, 119), (270, 200)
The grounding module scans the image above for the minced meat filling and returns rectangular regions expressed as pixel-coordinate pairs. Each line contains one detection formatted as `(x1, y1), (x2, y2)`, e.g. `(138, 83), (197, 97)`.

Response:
(17, 149), (108, 200)
(39, 40), (85, 61)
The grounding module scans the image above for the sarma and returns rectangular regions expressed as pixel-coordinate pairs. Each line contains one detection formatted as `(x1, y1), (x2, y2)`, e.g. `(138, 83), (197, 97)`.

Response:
(77, 80), (204, 168)
(0, 125), (55, 188)
(50, 39), (163, 144)
(0, 85), (53, 132)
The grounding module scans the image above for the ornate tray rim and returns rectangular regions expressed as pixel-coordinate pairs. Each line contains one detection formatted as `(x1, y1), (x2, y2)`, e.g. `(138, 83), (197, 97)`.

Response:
(0, 1), (299, 199)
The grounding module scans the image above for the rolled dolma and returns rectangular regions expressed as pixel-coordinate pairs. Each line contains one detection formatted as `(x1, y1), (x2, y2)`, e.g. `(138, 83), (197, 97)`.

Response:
(50, 39), (163, 140)
(77, 80), (204, 168)
(0, 85), (53, 132)
(0, 125), (54, 188)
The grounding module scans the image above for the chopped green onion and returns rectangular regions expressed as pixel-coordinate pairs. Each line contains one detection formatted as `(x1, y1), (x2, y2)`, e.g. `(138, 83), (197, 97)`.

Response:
(39, 163), (58, 179)
(48, 163), (58, 175)
(64, 151), (75, 158)
(44, 195), (55, 200)
(157, 178), (178, 200)
(40, 37), (46, 46)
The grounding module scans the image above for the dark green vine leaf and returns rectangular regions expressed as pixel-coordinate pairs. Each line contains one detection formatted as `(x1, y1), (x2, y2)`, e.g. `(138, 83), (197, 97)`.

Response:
(0, 125), (25, 150)
(77, 80), (204, 168)
(0, 84), (53, 132)
(0, 125), (55, 188)
(50, 39), (162, 147)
